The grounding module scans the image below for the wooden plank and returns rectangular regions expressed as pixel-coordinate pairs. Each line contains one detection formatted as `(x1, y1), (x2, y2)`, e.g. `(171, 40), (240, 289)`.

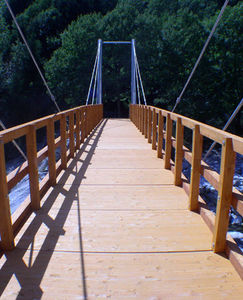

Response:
(152, 109), (157, 150)
(75, 109), (81, 150)
(189, 125), (203, 211)
(213, 138), (236, 253)
(69, 112), (75, 158)
(26, 125), (40, 211)
(47, 118), (56, 186)
(148, 108), (152, 144)
(0, 139), (15, 250)
(157, 111), (163, 158)
(141, 106), (145, 135)
(80, 108), (85, 143)
(7, 161), (29, 192)
(164, 113), (172, 169)
(144, 106), (148, 139)
(60, 114), (67, 169)
(174, 117), (184, 186)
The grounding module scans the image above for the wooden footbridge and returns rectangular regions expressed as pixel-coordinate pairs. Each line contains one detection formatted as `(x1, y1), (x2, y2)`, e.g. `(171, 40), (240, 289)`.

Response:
(0, 104), (243, 299)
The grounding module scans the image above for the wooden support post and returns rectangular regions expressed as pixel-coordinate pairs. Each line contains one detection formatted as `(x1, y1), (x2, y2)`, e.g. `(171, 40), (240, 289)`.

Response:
(144, 106), (148, 138)
(26, 125), (40, 210)
(213, 138), (236, 253)
(47, 118), (56, 186)
(69, 112), (75, 158)
(81, 108), (85, 143)
(148, 108), (152, 144)
(60, 114), (67, 169)
(189, 125), (203, 211)
(76, 109), (81, 150)
(0, 139), (15, 250)
(141, 106), (145, 135)
(87, 106), (90, 136)
(136, 105), (139, 128)
(157, 111), (163, 158)
(164, 113), (172, 169)
(139, 105), (142, 131)
(136, 104), (139, 128)
(174, 117), (184, 186)
(152, 109), (157, 150)
(85, 107), (88, 139)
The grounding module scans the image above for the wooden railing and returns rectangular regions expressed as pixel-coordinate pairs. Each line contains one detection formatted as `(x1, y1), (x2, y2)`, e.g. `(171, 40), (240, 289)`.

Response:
(130, 104), (243, 256)
(0, 104), (103, 251)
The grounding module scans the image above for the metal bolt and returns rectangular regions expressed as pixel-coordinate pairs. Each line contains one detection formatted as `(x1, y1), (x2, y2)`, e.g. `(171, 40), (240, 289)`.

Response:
(217, 195), (220, 202)
(222, 140), (225, 146)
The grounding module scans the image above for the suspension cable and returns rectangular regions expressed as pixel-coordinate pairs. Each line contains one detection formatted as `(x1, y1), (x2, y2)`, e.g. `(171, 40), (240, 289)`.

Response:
(203, 97), (243, 160)
(0, 119), (27, 161)
(4, 0), (60, 112)
(134, 47), (147, 105)
(86, 52), (98, 105)
(172, 0), (229, 112)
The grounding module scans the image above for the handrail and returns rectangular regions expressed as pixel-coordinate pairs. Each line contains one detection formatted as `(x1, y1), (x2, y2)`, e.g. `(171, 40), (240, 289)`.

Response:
(0, 104), (103, 250)
(130, 104), (243, 256)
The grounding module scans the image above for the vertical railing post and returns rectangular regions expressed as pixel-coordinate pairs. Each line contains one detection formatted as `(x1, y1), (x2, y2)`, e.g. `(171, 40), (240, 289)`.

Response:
(213, 138), (236, 253)
(131, 39), (136, 104)
(157, 111), (163, 158)
(136, 105), (139, 128)
(189, 125), (203, 211)
(0, 138), (15, 250)
(144, 106), (148, 139)
(148, 107), (152, 144)
(152, 109), (157, 150)
(164, 113), (172, 169)
(26, 125), (40, 210)
(140, 105), (143, 132)
(174, 117), (184, 186)
(76, 109), (81, 150)
(141, 106), (145, 135)
(47, 117), (56, 186)
(60, 114), (67, 169)
(81, 108), (85, 143)
(69, 111), (75, 158)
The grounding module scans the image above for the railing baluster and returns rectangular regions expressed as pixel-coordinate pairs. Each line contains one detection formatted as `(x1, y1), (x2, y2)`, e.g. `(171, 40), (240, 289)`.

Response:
(47, 117), (56, 186)
(157, 111), (163, 158)
(26, 125), (40, 210)
(81, 108), (85, 143)
(138, 104), (142, 132)
(144, 106), (148, 139)
(0, 138), (15, 250)
(152, 109), (157, 150)
(189, 125), (203, 211)
(148, 108), (152, 144)
(141, 106), (145, 135)
(76, 109), (81, 150)
(69, 112), (75, 158)
(174, 117), (184, 186)
(60, 114), (67, 169)
(164, 113), (172, 169)
(213, 138), (236, 253)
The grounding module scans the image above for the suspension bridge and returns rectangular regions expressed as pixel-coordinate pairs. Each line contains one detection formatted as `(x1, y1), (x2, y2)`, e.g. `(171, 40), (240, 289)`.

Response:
(0, 0), (243, 298)
(0, 102), (243, 299)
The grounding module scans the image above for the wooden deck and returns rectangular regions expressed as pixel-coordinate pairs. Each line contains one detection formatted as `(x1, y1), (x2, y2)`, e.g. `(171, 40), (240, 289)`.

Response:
(0, 119), (242, 299)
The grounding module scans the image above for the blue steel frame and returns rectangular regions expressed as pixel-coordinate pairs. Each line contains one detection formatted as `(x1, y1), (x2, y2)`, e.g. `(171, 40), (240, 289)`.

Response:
(96, 39), (136, 104)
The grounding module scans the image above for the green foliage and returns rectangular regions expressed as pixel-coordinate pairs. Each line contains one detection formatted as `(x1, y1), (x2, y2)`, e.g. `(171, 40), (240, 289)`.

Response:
(0, 0), (242, 134)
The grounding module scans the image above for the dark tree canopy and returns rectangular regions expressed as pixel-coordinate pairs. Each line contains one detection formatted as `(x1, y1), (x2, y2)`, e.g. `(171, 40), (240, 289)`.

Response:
(0, 0), (242, 134)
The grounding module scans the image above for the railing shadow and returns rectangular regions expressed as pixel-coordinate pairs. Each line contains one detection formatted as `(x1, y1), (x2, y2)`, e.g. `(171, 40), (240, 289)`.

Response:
(0, 119), (108, 300)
